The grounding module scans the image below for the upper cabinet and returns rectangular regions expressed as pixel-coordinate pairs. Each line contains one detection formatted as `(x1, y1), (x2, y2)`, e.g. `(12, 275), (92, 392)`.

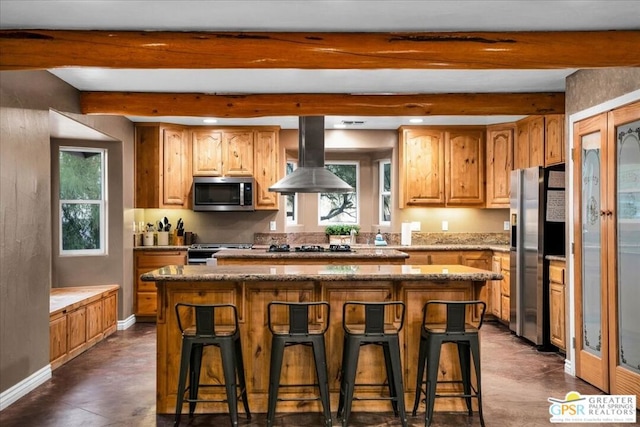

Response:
(399, 126), (484, 207)
(544, 114), (565, 166)
(486, 124), (514, 208)
(192, 128), (254, 177)
(515, 116), (545, 169)
(135, 124), (191, 209)
(136, 124), (280, 210)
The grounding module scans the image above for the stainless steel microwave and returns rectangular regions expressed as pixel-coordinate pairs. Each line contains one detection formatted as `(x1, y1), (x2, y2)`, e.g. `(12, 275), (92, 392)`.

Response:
(192, 177), (255, 211)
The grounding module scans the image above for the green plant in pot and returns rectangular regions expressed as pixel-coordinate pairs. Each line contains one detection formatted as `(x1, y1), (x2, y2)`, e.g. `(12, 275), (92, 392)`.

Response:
(325, 224), (360, 245)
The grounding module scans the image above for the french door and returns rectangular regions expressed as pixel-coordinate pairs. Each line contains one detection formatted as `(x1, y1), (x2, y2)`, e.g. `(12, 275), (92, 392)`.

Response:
(574, 101), (640, 402)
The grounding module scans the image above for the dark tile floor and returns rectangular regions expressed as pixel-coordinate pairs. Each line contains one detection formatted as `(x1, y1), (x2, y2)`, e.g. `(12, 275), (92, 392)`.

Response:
(0, 322), (634, 426)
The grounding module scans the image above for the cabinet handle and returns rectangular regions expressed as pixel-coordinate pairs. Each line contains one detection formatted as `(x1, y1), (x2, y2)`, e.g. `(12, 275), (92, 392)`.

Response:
(562, 269), (565, 285)
(607, 210), (613, 217)
(600, 210), (606, 217)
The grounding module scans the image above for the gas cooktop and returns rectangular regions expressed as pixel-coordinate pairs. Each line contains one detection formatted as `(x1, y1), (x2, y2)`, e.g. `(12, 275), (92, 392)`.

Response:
(189, 243), (253, 250)
(267, 244), (353, 253)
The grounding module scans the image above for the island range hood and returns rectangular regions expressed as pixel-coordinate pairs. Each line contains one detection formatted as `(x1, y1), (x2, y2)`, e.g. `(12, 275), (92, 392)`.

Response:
(268, 116), (354, 194)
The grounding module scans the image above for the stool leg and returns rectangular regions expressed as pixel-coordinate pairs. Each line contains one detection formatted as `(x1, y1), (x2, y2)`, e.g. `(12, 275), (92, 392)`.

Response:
(339, 336), (360, 427)
(234, 335), (251, 419)
(189, 344), (204, 416)
(219, 340), (240, 427)
(412, 335), (428, 416)
(311, 337), (332, 427)
(336, 335), (348, 418)
(387, 336), (407, 427)
(174, 340), (192, 427)
(267, 337), (285, 427)
(425, 336), (442, 427)
(470, 336), (485, 427)
(382, 342), (398, 416)
(457, 342), (472, 415)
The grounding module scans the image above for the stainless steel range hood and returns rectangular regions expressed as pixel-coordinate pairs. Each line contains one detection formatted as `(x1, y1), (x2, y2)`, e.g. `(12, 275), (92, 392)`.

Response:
(269, 116), (354, 194)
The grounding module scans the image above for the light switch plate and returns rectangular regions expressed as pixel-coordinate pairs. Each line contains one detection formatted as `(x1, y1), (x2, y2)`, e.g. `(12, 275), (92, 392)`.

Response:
(270, 221), (277, 231)
(504, 221), (510, 231)
(410, 221), (421, 231)
(442, 220), (448, 231)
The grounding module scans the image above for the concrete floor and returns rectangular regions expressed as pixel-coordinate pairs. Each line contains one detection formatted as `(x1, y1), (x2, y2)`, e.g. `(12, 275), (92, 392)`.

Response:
(0, 322), (633, 426)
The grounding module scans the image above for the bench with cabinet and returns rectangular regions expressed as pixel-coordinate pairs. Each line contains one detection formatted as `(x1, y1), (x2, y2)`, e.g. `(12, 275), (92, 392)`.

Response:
(49, 285), (119, 370)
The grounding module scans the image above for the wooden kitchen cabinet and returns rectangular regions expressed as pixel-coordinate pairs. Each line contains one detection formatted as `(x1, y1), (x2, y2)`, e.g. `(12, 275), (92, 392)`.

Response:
(399, 126), (484, 207)
(192, 129), (224, 176)
(486, 124), (514, 208)
(135, 124), (191, 209)
(491, 255), (502, 318)
(515, 116), (545, 169)
(544, 114), (565, 166)
(549, 259), (566, 351)
(253, 129), (281, 210)
(49, 285), (119, 370)
(134, 250), (187, 319)
(499, 253), (510, 324)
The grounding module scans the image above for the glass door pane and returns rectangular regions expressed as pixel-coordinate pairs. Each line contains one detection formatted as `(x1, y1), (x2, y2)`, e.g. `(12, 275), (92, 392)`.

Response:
(616, 118), (640, 374)
(581, 132), (603, 357)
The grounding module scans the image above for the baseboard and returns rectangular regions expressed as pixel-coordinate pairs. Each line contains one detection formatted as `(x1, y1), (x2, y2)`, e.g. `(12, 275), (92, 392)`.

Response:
(564, 359), (573, 375)
(0, 365), (51, 411)
(117, 315), (136, 330)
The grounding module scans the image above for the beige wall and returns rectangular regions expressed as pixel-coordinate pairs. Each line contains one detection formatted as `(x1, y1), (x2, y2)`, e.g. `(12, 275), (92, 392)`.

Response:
(0, 70), (135, 394)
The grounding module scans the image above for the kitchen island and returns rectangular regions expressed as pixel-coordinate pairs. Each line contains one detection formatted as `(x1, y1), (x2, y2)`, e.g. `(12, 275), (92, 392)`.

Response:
(142, 264), (501, 415)
(214, 247), (409, 265)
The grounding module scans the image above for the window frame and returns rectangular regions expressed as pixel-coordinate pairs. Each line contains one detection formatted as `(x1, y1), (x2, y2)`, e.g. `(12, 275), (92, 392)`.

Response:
(285, 160), (298, 225)
(58, 146), (108, 256)
(379, 159), (392, 226)
(318, 160), (360, 226)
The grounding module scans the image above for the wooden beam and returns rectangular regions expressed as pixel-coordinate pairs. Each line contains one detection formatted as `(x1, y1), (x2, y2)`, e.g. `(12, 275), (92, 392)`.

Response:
(80, 92), (565, 117)
(1, 30), (639, 70)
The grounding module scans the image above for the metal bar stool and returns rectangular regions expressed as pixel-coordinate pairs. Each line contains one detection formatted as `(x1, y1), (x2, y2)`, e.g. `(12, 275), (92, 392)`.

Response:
(174, 303), (251, 427)
(412, 300), (487, 427)
(337, 301), (407, 427)
(266, 301), (332, 427)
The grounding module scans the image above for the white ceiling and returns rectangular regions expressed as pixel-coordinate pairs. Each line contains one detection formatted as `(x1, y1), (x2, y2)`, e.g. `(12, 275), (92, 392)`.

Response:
(2, 1), (639, 129)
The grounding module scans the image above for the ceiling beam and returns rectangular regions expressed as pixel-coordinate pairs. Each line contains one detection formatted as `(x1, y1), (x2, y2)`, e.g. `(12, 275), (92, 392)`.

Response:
(1, 30), (639, 70)
(80, 92), (565, 117)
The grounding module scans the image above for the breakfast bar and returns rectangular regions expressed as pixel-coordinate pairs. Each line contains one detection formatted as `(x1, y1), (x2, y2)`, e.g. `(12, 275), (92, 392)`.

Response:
(142, 264), (501, 415)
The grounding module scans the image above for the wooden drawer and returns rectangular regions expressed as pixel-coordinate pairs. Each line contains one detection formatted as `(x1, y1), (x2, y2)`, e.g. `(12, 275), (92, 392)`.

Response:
(137, 278), (157, 292)
(137, 292), (158, 316)
(135, 251), (186, 268)
(549, 265), (565, 285)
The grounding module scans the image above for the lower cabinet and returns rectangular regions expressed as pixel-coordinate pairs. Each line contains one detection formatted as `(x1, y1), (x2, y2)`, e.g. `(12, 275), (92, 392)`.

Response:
(49, 285), (119, 370)
(549, 259), (566, 351)
(489, 252), (510, 323)
(134, 250), (187, 318)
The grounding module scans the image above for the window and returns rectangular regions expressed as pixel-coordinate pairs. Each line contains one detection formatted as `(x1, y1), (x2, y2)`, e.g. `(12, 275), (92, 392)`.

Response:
(285, 161), (297, 224)
(319, 161), (359, 225)
(379, 159), (391, 225)
(59, 147), (107, 255)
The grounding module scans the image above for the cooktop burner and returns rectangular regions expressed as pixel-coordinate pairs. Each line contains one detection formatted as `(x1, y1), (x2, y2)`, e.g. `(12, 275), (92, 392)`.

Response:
(295, 245), (325, 252)
(267, 244), (291, 252)
(329, 244), (353, 252)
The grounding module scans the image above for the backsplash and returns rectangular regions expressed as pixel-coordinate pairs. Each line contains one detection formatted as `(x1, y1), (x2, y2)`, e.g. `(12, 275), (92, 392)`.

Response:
(254, 232), (509, 246)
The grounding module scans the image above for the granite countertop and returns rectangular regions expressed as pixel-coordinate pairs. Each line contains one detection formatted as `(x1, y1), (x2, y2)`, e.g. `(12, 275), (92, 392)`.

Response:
(546, 255), (567, 262)
(214, 248), (409, 259)
(133, 244), (510, 252)
(141, 264), (502, 282)
(134, 245), (190, 251)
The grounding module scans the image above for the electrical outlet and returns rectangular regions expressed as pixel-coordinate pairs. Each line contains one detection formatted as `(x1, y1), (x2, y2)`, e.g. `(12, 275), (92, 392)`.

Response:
(504, 221), (510, 231)
(269, 221), (277, 231)
(410, 221), (421, 231)
(442, 220), (448, 231)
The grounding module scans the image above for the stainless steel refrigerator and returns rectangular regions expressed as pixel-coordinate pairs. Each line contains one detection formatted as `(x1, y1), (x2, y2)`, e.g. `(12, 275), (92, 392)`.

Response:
(509, 166), (565, 347)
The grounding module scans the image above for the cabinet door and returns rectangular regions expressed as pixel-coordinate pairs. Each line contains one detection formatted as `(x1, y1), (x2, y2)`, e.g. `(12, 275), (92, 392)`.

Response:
(399, 128), (445, 206)
(86, 300), (103, 344)
(103, 292), (118, 335)
(162, 127), (189, 206)
(134, 251), (187, 317)
(224, 130), (254, 176)
(50, 314), (67, 366)
(192, 129), (224, 176)
(486, 125), (514, 208)
(491, 256), (502, 318)
(67, 307), (87, 358)
(529, 116), (545, 167)
(254, 130), (280, 210)
(515, 119), (530, 170)
(544, 114), (565, 166)
(446, 130), (485, 205)
(549, 263), (566, 350)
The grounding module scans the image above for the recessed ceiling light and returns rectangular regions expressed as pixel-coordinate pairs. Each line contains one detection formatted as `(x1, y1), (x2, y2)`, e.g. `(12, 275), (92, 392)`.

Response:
(409, 118), (424, 123)
(333, 124), (347, 129)
(203, 118), (218, 124)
